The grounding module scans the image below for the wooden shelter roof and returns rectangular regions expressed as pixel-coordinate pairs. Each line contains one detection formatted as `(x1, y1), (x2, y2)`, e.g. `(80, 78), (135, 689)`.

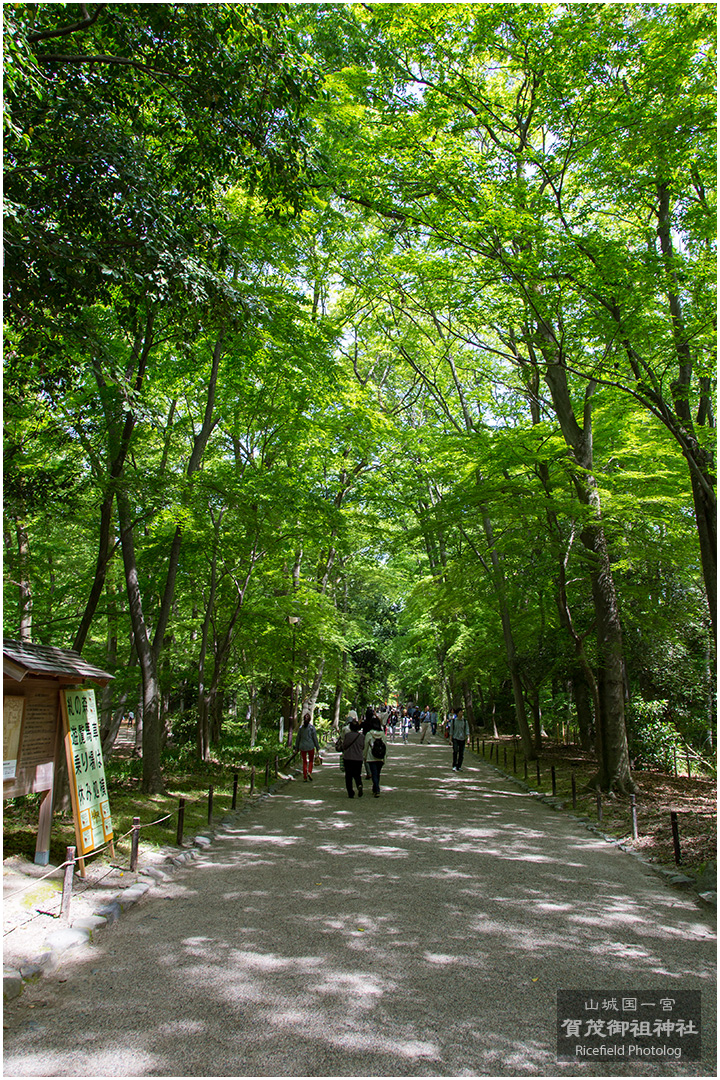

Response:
(3, 640), (114, 686)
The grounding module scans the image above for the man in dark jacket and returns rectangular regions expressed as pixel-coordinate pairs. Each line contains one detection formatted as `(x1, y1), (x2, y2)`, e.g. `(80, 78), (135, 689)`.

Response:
(342, 720), (365, 798)
(449, 707), (470, 771)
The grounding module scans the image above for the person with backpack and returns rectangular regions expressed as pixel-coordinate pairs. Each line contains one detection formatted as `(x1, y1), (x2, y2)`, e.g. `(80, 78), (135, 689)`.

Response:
(295, 712), (320, 781)
(363, 719), (388, 798)
(341, 719), (365, 798)
(362, 705), (377, 779)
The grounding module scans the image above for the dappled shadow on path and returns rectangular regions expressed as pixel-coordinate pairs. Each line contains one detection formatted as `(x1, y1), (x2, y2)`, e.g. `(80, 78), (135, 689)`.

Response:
(3, 744), (715, 1077)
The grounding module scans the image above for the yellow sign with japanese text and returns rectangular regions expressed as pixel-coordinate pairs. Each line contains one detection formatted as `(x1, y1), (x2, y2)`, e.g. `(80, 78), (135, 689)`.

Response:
(61, 689), (113, 857)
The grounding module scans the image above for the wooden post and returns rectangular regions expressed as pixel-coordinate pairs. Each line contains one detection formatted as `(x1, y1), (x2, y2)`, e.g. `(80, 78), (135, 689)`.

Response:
(275, 754), (279, 779)
(176, 798), (185, 846)
(208, 785), (214, 825)
(630, 795), (638, 840)
(250, 765), (256, 795)
(503, 745), (507, 767)
(513, 751), (517, 773)
(524, 757), (528, 780)
(130, 816), (140, 872)
(571, 772), (577, 810)
(482, 740), (485, 757)
(596, 790), (603, 823)
(551, 765), (556, 797)
(670, 811), (682, 864)
(60, 846), (76, 923)
(232, 772), (239, 810)
(265, 761), (270, 787)
(536, 760), (541, 787)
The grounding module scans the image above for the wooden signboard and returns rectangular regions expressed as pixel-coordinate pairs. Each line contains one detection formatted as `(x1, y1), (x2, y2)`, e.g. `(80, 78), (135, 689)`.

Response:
(60, 688), (114, 871)
(4, 640), (114, 866)
(3, 681), (61, 865)
(3, 696), (26, 780)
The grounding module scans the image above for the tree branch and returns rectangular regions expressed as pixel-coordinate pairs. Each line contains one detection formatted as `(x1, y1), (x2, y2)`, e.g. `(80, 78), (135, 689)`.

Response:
(28, 4), (107, 44)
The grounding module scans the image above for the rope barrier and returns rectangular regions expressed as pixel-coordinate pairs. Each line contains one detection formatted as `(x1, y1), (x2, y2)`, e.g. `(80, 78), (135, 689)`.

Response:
(4, 858), (75, 900)
(135, 813), (172, 829)
(5, 812), (173, 902)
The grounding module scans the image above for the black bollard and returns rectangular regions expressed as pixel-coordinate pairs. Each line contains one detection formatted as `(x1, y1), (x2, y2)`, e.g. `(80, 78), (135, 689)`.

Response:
(670, 811), (682, 864)
(551, 765), (556, 797)
(630, 795), (638, 840)
(176, 798), (186, 846)
(232, 772), (239, 810)
(130, 816), (140, 872)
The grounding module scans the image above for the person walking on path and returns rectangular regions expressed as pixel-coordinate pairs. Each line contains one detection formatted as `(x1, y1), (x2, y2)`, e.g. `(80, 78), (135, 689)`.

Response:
(363, 719), (388, 797)
(295, 712), (320, 781)
(418, 706), (431, 742)
(361, 705), (377, 779)
(449, 706), (470, 771)
(341, 719), (365, 798)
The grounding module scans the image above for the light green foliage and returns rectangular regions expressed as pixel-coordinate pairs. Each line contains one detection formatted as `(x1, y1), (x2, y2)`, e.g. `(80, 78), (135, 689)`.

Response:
(3, 3), (715, 778)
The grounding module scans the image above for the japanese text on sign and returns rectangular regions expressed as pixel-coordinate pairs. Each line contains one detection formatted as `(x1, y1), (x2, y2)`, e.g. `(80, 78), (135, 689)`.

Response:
(62, 689), (113, 856)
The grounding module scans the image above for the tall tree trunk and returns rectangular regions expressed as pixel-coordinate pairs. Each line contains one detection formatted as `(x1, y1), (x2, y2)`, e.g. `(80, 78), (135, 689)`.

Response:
(331, 680), (343, 735)
(480, 510), (535, 760)
(302, 659), (326, 718)
(543, 349), (633, 793)
(571, 670), (595, 752)
(74, 311), (156, 653)
(656, 181), (716, 648)
(116, 487), (164, 793)
(100, 578), (127, 757)
(461, 680), (475, 732)
(15, 516), (32, 642)
(196, 509), (223, 761)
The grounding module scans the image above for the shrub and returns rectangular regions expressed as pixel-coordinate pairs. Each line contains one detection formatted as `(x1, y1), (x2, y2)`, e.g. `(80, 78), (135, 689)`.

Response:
(627, 699), (684, 771)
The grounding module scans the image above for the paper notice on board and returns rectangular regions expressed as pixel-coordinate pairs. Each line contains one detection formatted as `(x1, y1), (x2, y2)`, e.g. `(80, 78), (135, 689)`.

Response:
(3, 696), (26, 780)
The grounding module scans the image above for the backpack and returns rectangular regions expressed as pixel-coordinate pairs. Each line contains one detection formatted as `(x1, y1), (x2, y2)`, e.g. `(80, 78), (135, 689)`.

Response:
(371, 736), (386, 759)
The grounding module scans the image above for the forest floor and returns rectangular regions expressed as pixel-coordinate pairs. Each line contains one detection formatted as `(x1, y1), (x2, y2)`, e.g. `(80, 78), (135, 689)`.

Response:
(478, 736), (716, 878)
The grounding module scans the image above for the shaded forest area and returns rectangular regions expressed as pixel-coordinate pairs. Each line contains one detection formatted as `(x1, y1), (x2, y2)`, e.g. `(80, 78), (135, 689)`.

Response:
(4, 4), (716, 805)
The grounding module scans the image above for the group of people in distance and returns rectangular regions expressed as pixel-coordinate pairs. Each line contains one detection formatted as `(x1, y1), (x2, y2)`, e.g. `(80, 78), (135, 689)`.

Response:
(295, 701), (472, 799)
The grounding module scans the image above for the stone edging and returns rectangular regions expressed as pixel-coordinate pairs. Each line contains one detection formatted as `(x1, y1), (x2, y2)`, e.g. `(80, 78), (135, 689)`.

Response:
(480, 757), (717, 909)
(3, 768), (300, 1003)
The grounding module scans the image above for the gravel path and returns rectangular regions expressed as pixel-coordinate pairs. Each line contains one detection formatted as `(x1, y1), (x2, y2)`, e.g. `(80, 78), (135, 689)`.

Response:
(3, 739), (716, 1077)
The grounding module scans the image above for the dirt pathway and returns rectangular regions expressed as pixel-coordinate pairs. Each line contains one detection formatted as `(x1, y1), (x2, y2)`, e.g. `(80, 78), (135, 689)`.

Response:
(3, 740), (716, 1077)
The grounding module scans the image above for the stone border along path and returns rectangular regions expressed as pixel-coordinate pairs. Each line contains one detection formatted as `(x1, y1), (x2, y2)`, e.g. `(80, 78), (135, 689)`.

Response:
(3, 773), (289, 997)
(2, 737), (716, 1077)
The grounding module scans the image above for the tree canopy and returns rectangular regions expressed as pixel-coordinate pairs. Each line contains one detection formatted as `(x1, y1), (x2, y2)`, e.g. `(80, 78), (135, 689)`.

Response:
(3, 2), (715, 794)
